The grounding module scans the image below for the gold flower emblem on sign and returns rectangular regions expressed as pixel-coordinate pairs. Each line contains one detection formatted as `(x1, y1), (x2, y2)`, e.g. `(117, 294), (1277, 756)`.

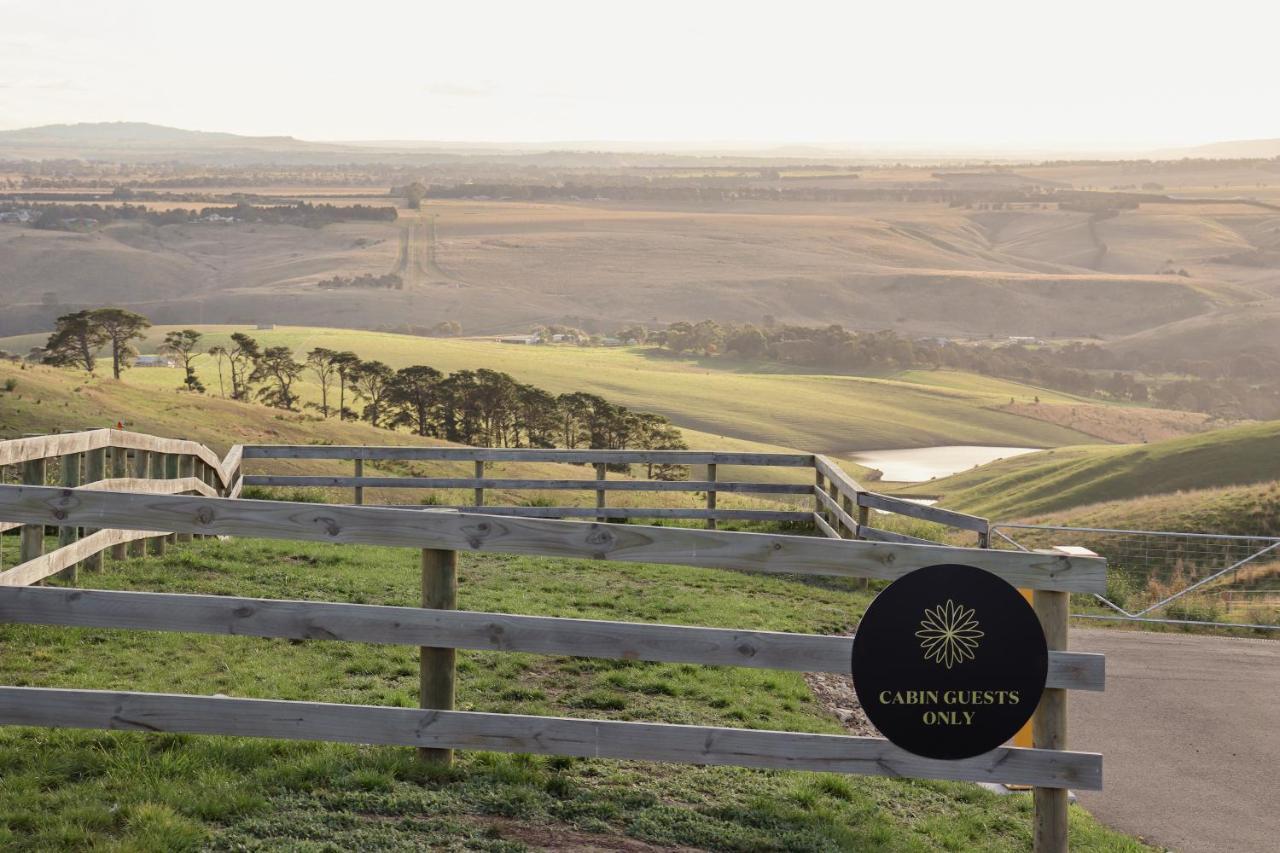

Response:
(916, 600), (984, 669)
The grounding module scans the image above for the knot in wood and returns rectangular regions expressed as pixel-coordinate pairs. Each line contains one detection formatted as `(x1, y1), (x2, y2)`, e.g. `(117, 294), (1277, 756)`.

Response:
(196, 507), (215, 526)
(52, 509), (66, 520)
(585, 528), (616, 547)
(313, 516), (340, 536)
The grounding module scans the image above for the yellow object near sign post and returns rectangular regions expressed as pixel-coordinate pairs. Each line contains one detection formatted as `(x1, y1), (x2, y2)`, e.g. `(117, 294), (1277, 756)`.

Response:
(1014, 587), (1035, 748)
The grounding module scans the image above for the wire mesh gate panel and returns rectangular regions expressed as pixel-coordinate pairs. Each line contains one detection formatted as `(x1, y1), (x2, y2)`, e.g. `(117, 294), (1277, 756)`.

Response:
(991, 524), (1280, 630)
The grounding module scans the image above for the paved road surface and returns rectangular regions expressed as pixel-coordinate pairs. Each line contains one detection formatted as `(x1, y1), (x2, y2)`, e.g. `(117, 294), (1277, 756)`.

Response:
(1070, 628), (1280, 852)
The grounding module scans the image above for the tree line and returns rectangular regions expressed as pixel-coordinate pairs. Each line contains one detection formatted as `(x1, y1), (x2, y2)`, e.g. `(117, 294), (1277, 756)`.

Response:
(37, 311), (690, 470)
(6, 201), (397, 231)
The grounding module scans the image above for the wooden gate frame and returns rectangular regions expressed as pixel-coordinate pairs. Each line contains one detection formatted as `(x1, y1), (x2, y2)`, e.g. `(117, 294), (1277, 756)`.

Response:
(0, 480), (1103, 852)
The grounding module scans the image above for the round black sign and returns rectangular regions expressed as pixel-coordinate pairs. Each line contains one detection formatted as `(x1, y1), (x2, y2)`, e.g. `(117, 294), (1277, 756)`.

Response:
(851, 564), (1047, 760)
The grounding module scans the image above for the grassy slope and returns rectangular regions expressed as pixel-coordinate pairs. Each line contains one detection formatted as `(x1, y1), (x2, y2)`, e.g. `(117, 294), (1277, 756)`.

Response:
(1011, 480), (1280, 538)
(903, 420), (1280, 518)
(0, 539), (1146, 851)
(0, 361), (832, 512)
(2, 324), (1110, 452)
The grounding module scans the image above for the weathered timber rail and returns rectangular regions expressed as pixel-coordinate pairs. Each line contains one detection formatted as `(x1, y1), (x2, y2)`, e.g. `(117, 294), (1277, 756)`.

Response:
(0, 429), (1090, 852)
(239, 443), (992, 543)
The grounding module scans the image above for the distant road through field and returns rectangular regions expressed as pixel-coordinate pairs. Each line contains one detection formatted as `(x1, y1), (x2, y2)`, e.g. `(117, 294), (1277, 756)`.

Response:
(1070, 628), (1280, 852)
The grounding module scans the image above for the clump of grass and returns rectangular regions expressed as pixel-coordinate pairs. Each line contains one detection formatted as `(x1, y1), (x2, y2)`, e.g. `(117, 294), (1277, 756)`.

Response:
(239, 486), (325, 503)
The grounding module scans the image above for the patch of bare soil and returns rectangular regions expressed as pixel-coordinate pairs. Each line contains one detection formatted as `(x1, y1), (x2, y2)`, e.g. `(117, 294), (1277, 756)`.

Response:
(998, 401), (1214, 444)
(803, 637), (879, 738)
(470, 815), (701, 852)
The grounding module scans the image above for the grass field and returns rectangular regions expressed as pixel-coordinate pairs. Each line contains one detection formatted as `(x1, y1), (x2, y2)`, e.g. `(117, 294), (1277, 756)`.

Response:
(2, 324), (1144, 453)
(904, 420), (1280, 518)
(0, 538), (1149, 851)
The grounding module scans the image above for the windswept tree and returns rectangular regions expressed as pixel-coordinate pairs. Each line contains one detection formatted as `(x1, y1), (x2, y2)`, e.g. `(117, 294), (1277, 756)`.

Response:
(43, 310), (107, 374)
(516, 384), (558, 448)
(90, 308), (151, 379)
(227, 332), (260, 401)
(388, 364), (443, 435)
(628, 411), (689, 479)
(352, 360), (395, 426)
(161, 329), (205, 392)
(332, 350), (361, 420)
(251, 346), (304, 410)
(207, 345), (229, 397)
(305, 347), (340, 417)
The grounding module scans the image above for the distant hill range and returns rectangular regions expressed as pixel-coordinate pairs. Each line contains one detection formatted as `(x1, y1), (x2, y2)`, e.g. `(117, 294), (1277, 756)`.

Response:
(0, 122), (388, 165)
(4, 121), (1280, 165)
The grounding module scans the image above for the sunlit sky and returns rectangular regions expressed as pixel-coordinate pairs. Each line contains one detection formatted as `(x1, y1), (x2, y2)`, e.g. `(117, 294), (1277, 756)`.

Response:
(1, 0), (1276, 152)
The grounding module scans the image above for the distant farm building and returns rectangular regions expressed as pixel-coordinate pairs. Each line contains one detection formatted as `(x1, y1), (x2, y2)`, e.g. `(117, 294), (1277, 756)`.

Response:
(498, 335), (540, 345)
(256, 323), (276, 331)
(134, 355), (176, 368)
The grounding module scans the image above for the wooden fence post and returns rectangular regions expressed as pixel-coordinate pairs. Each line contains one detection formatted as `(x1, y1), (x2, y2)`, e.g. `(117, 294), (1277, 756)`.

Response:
(148, 451), (167, 556)
(353, 458), (364, 505)
(419, 547), (457, 765)
(474, 460), (485, 508)
(164, 453), (179, 545)
(595, 463), (607, 523)
(20, 458), (46, 580)
(109, 447), (128, 559)
(83, 447), (106, 573)
(1033, 581), (1070, 853)
(814, 469), (826, 527)
(201, 462), (218, 537)
(825, 479), (840, 534)
(706, 463), (717, 530)
(176, 455), (195, 543)
(128, 451), (149, 558)
(58, 452), (82, 583)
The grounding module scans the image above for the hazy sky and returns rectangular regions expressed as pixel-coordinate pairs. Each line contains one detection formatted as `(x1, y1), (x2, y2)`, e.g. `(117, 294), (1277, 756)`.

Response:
(1, 0), (1276, 150)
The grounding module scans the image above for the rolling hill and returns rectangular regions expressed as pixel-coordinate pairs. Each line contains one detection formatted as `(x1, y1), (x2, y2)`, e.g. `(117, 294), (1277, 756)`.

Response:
(1, 199), (1268, 340)
(904, 420), (1280, 518)
(0, 324), (1128, 454)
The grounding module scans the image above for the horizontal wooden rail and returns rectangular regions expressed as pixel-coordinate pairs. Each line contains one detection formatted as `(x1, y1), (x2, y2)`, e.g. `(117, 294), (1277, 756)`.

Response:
(0, 586), (1106, 690)
(245, 476), (812, 495)
(384, 506), (811, 522)
(858, 525), (938, 546)
(79, 477), (218, 498)
(0, 687), (1102, 789)
(0, 429), (233, 490)
(857, 491), (989, 534)
(813, 454), (865, 496)
(812, 512), (839, 539)
(0, 486), (1107, 592)
(0, 528), (155, 587)
(242, 445), (814, 466)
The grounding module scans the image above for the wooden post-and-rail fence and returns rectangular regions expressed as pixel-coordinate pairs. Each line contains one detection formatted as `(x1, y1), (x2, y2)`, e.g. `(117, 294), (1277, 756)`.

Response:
(0, 430), (1095, 851)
